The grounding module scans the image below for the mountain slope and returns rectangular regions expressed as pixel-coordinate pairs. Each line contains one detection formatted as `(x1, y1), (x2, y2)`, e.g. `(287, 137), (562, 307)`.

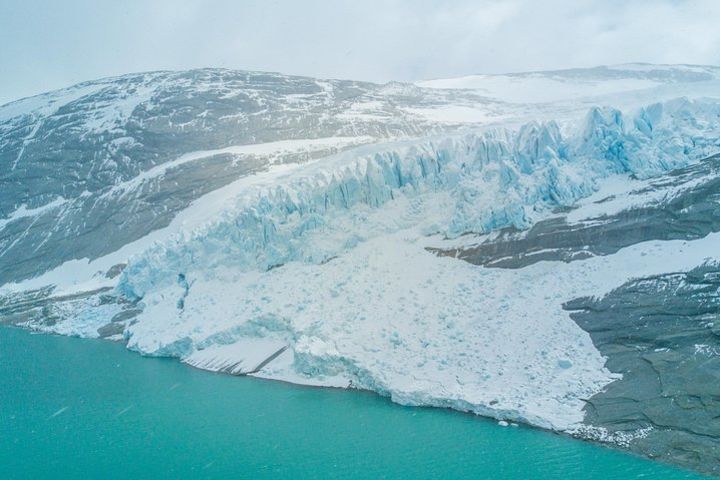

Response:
(1, 69), (507, 283)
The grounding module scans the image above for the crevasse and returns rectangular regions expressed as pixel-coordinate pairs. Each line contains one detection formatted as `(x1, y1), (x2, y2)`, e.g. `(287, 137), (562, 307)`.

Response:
(118, 97), (720, 300)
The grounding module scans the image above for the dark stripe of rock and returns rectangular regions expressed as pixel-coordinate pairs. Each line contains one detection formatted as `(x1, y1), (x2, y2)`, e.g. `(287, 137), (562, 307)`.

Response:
(564, 263), (720, 477)
(432, 154), (720, 269)
(0, 286), (140, 338)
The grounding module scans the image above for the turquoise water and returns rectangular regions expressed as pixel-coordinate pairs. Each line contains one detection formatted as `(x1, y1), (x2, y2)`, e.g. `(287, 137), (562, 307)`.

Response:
(0, 327), (708, 480)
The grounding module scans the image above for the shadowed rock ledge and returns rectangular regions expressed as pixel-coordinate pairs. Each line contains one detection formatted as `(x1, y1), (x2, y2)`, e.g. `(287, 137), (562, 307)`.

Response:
(431, 154), (720, 269)
(565, 263), (720, 477)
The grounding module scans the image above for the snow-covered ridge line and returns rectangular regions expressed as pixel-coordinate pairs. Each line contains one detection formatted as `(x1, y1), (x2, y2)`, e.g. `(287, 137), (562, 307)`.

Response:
(119, 97), (720, 299)
(416, 64), (720, 104)
(103, 136), (374, 198)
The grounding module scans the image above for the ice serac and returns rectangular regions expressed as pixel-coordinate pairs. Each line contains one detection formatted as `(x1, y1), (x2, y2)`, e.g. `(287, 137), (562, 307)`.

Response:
(118, 97), (720, 299)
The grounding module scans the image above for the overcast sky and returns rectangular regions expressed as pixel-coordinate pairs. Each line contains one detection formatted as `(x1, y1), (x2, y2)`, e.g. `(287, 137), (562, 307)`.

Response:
(1, 0), (719, 104)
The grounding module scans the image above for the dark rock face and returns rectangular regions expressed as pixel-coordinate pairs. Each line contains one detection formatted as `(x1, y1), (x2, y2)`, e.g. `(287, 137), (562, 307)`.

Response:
(564, 264), (720, 477)
(433, 154), (720, 269)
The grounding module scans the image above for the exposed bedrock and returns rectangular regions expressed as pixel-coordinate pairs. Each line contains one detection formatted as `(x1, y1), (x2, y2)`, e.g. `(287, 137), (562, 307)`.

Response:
(564, 263), (720, 477)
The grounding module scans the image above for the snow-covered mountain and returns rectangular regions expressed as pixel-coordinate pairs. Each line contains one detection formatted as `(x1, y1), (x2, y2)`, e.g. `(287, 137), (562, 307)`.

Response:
(2, 64), (720, 475)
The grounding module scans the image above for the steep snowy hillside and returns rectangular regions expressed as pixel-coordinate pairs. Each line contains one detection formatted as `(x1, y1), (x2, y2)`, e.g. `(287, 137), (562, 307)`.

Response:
(0, 69), (508, 284)
(418, 63), (720, 103)
(2, 64), (720, 476)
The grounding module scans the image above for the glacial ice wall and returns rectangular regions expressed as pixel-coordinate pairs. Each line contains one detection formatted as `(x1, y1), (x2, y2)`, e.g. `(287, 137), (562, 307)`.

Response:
(118, 97), (720, 300)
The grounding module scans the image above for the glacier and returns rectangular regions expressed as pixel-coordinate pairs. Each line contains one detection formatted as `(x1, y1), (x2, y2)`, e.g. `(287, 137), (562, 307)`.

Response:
(118, 97), (720, 300)
(84, 97), (719, 431)
(3, 67), (720, 446)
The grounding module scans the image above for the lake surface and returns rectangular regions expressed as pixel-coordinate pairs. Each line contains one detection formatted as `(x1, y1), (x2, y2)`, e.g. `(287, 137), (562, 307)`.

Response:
(0, 326), (709, 479)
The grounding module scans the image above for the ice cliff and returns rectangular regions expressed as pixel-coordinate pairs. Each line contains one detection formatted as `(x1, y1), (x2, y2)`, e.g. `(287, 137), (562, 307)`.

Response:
(119, 97), (720, 300)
